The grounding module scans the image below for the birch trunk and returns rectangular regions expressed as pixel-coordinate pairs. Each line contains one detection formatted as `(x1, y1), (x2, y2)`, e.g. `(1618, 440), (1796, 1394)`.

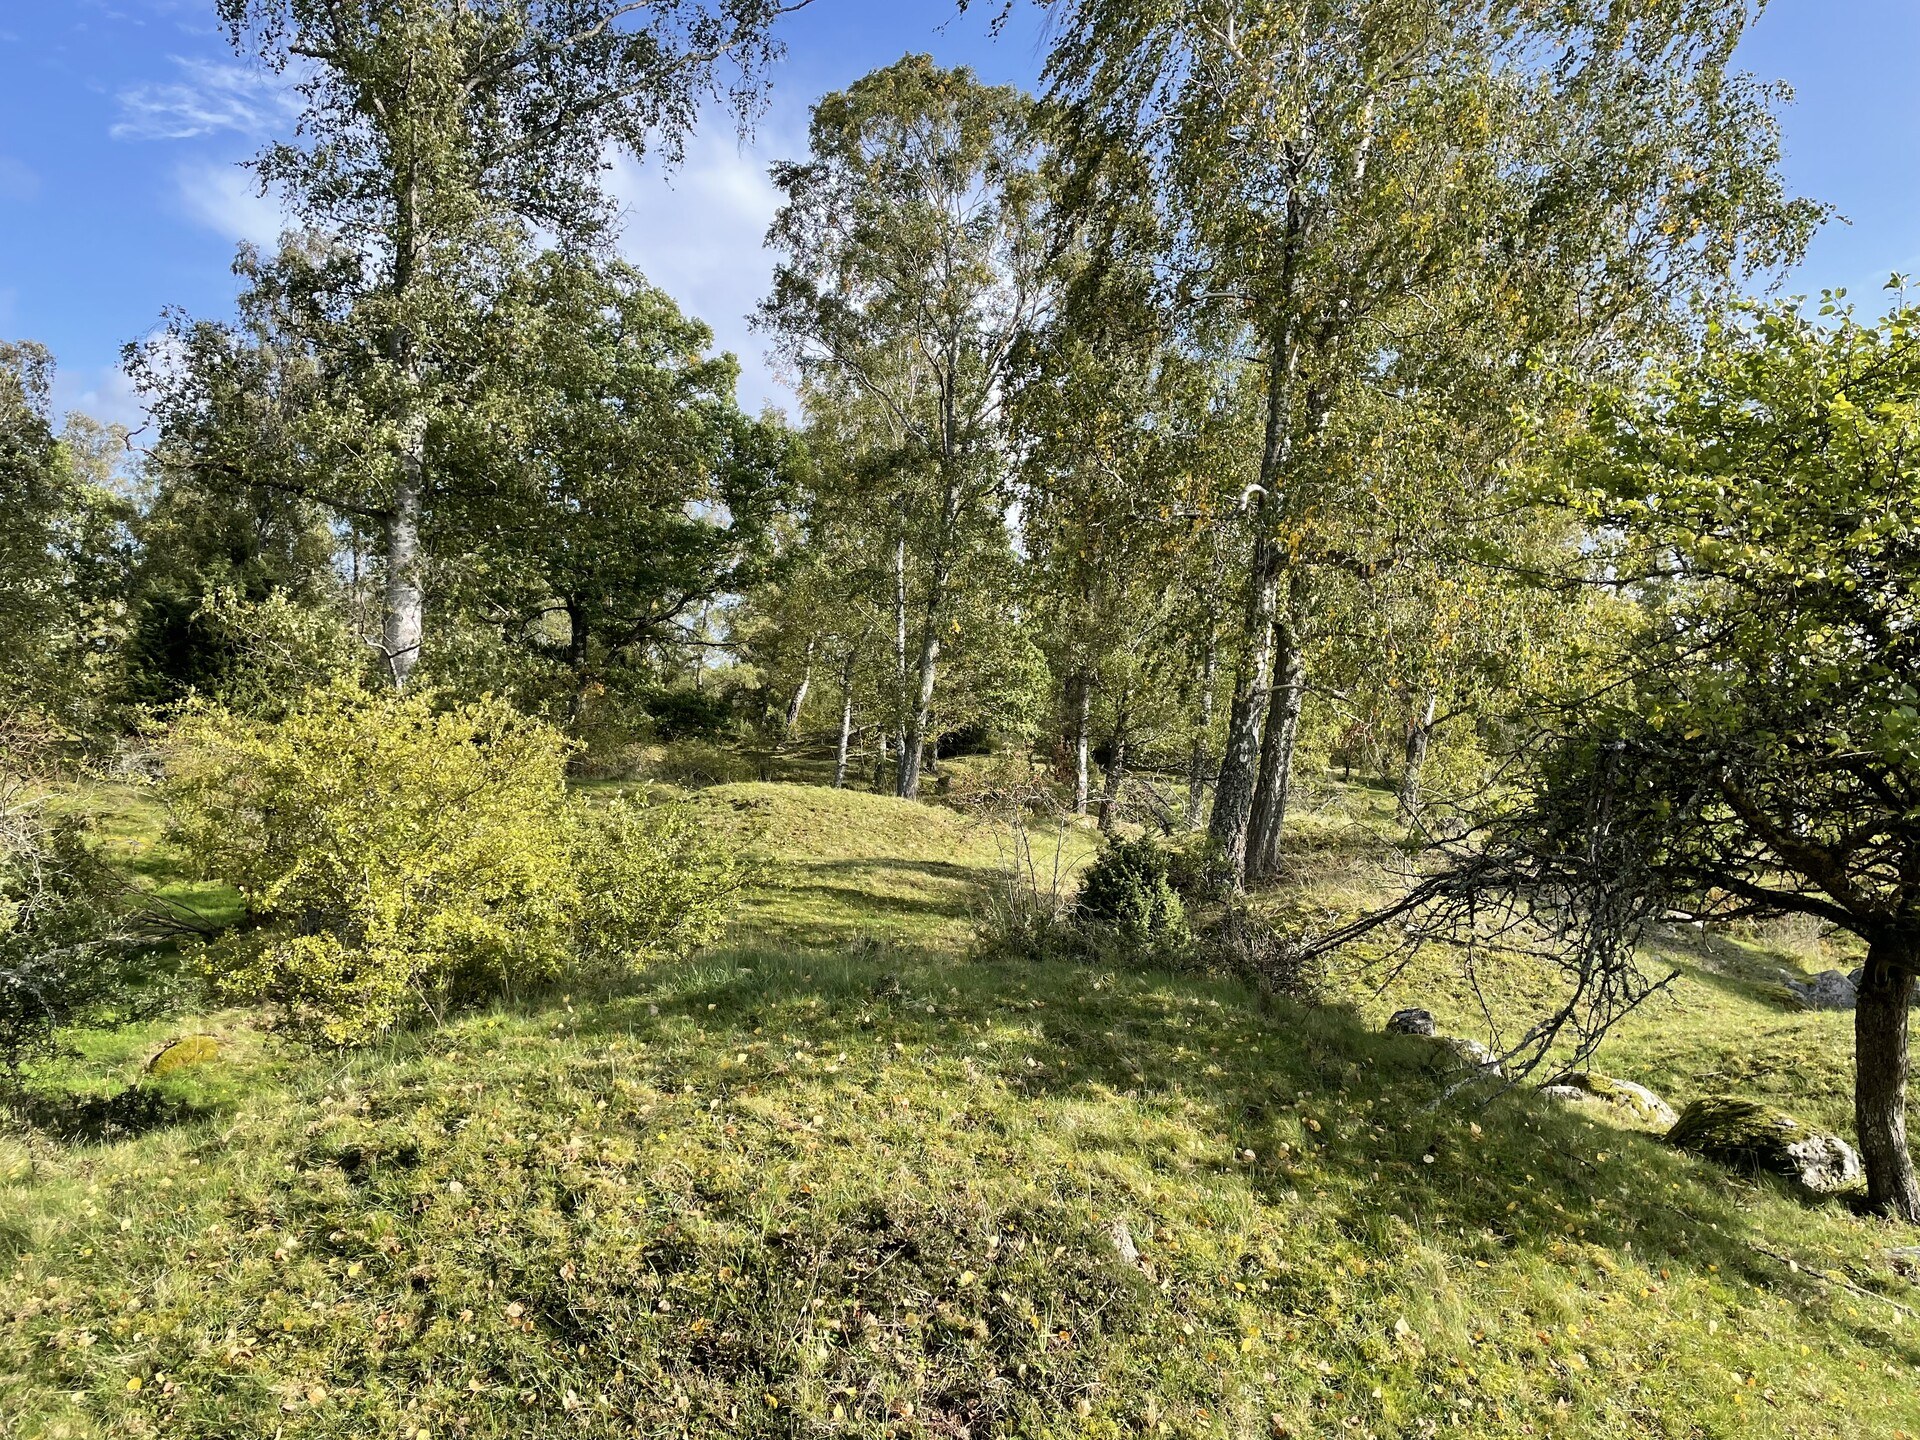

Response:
(381, 462), (425, 690)
(784, 639), (816, 736)
(1396, 689), (1439, 826)
(1069, 674), (1093, 816)
(832, 651), (856, 789)
(1244, 614), (1306, 884)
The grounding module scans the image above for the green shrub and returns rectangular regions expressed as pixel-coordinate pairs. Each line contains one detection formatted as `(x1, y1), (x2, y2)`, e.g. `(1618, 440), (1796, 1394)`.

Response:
(165, 684), (744, 1043)
(569, 795), (749, 977)
(647, 737), (756, 788)
(644, 686), (735, 741)
(0, 784), (151, 1080)
(1075, 836), (1189, 945)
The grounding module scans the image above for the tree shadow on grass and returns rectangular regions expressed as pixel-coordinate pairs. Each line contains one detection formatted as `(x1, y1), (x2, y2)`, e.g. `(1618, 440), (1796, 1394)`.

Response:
(565, 944), (1920, 1365)
(4, 1083), (212, 1145)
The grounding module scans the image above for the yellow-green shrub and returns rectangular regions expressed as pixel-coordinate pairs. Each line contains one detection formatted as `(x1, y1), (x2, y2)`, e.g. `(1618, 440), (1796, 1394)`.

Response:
(165, 684), (745, 1043)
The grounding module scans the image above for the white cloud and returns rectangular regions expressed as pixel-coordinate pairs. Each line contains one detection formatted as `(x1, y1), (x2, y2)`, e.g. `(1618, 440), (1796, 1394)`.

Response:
(175, 158), (290, 246)
(608, 120), (801, 413)
(113, 55), (300, 142)
(52, 361), (147, 433)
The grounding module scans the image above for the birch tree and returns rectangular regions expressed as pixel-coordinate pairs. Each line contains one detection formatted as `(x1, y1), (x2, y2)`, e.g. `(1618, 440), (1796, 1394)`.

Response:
(760, 55), (1052, 798)
(1029, 0), (1819, 883)
(135, 0), (809, 687)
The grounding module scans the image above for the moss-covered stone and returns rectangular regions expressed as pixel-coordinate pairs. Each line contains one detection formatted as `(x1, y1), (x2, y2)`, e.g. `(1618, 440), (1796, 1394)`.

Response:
(146, 1035), (220, 1076)
(1554, 1072), (1678, 1128)
(1666, 1096), (1862, 1197)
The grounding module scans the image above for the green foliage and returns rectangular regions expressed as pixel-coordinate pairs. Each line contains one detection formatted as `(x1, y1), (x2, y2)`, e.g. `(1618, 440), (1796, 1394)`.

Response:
(0, 343), (135, 744)
(569, 797), (748, 980)
(189, 588), (370, 717)
(0, 782), (149, 1080)
(1075, 835), (1188, 945)
(645, 686), (736, 741)
(164, 685), (743, 1043)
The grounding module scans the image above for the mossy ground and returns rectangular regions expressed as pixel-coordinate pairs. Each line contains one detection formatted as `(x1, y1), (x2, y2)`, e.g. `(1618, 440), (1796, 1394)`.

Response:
(2, 776), (1917, 1439)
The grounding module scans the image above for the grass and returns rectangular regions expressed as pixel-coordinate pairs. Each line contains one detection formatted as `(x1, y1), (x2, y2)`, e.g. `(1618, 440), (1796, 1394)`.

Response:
(2, 777), (1918, 1438)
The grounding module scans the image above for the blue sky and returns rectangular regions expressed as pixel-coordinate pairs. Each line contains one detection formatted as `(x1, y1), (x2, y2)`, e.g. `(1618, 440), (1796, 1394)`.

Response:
(1, 0), (1914, 425)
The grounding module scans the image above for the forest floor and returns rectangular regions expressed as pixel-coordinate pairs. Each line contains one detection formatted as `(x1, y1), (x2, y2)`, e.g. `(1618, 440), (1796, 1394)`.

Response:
(3, 778), (1918, 1438)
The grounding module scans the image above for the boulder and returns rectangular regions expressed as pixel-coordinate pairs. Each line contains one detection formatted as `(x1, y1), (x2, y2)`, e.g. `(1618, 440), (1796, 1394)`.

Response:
(1666, 1097), (1863, 1198)
(1785, 970), (1857, 1011)
(1435, 1035), (1504, 1077)
(147, 1035), (221, 1076)
(1385, 1008), (1437, 1037)
(1845, 967), (1920, 1007)
(1542, 1072), (1678, 1129)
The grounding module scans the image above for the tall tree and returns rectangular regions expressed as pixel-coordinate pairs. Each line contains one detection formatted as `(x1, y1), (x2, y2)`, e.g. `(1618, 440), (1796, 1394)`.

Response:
(1029, 0), (1819, 883)
(136, 0), (809, 687)
(0, 343), (135, 740)
(456, 255), (791, 724)
(761, 55), (1052, 798)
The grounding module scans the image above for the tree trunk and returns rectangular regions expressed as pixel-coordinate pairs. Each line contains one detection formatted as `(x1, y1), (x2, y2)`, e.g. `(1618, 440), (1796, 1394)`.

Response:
(1069, 674), (1093, 816)
(1210, 317), (1301, 881)
(1856, 940), (1920, 1221)
(1245, 613), (1305, 883)
(1186, 620), (1219, 830)
(381, 466), (425, 690)
(871, 732), (890, 793)
(784, 639), (815, 736)
(832, 653), (856, 790)
(1397, 689), (1439, 826)
(897, 621), (940, 799)
(1098, 702), (1129, 835)
(1208, 535), (1281, 877)
(892, 530), (909, 776)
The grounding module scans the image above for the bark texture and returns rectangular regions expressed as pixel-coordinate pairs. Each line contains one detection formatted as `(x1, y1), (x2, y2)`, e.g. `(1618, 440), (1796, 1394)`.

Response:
(1856, 941), (1920, 1221)
(1244, 614), (1305, 883)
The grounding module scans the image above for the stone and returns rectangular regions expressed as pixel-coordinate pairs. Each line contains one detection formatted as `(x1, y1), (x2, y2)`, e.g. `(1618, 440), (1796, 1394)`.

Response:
(1385, 1008), (1437, 1036)
(1542, 1072), (1679, 1129)
(1785, 970), (1857, 1011)
(1846, 967), (1920, 1006)
(1666, 1097), (1863, 1198)
(1435, 1035), (1503, 1077)
(146, 1035), (220, 1076)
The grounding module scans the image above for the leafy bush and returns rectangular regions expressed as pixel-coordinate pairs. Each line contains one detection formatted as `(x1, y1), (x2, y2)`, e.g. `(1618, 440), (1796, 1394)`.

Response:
(1075, 836), (1189, 945)
(165, 684), (745, 1043)
(192, 588), (369, 717)
(645, 686), (734, 741)
(0, 779), (151, 1080)
(569, 796), (748, 977)
(647, 737), (756, 788)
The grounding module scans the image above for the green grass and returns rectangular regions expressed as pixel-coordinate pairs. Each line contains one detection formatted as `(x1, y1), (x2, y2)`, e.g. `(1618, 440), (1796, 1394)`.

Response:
(3, 779), (1918, 1439)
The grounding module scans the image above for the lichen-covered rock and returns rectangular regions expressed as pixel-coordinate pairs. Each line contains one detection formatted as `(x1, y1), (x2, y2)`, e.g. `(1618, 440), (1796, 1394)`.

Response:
(1385, 1008), (1437, 1036)
(1785, 970), (1857, 1011)
(147, 1035), (220, 1076)
(1544, 1072), (1679, 1129)
(1435, 1035), (1503, 1076)
(1665, 1097), (1863, 1198)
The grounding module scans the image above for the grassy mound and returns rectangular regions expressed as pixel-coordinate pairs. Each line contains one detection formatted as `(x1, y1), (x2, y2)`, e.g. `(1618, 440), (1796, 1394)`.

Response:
(2, 780), (1917, 1439)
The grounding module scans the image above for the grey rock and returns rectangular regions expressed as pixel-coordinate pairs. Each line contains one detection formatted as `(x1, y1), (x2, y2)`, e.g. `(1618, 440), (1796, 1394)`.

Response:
(1785, 970), (1857, 1011)
(1436, 1035), (1504, 1077)
(1667, 1096), (1863, 1199)
(1541, 1072), (1679, 1129)
(1386, 1008), (1437, 1036)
